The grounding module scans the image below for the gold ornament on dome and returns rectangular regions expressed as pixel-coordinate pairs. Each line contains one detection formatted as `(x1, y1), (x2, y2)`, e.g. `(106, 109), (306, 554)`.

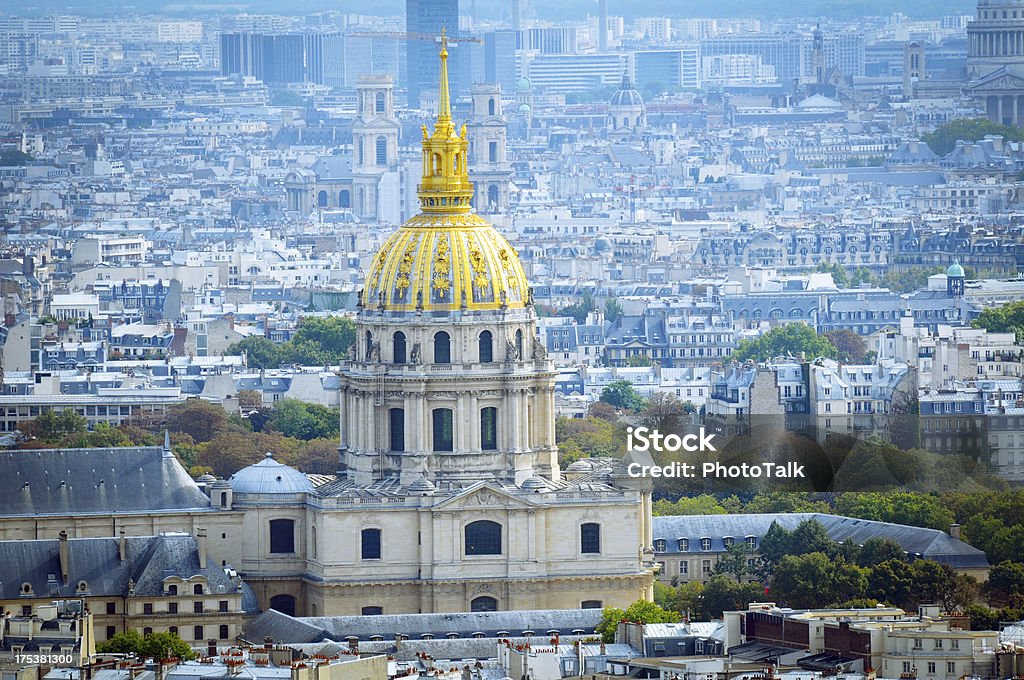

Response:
(395, 240), (417, 295)
(369, 243), (391, 288)
(468, 240), (490, 293)
(433, 234), (452, 297)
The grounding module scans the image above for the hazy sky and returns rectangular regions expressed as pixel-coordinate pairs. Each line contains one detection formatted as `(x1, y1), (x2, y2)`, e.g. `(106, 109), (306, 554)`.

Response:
(15, 0), (977, 20)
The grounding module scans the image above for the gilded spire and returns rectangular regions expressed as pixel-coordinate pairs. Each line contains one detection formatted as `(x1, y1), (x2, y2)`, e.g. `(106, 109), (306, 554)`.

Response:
(417, 29), (474, 215)
(436, 27), (452, 131)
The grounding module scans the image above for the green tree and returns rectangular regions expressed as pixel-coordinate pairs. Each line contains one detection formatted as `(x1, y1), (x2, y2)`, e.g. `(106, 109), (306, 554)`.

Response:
(985, 561), (1024, 607)
(833, 492), (954, 531)
(868, 559), (915, 608)
(600, 379), (646, 411)
(732, 324), (837, 363)
(97, 630), (195, 660)
(555, 415), (626, 458)
(23, 408), (88, 442)
(226, 336), (282, 369)
(921, 117), (1024, 155)
(639, 392), (695, 434)
(972, 299), (1024, 341)
(824, 329), (868, 363)
(288, 316), (356, 362)
(857, 536), (907, 568)
(744, 492), (829, 513)
(713, 542), (756, 583)
(771, 552), (835, 608)
(604, 298), (624, 323)
(164, 399), (231, 444)
(700, 575), (765, 618)
(653, 494), (727, 516)
(596, 600), (680, 643)
(0, 149), (33, 166)
(268, 399), (339, 441)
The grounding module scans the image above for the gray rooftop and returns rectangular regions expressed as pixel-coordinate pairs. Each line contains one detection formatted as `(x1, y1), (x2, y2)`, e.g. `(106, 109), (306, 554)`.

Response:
(0, 446), (212, 517)
(653, 513), (989, 569)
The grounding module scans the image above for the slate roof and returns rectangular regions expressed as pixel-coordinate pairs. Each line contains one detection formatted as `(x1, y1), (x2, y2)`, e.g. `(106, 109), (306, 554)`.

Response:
(0, 447), (212, 517)
(245, 608), (603, 643)
(652, 513), (988, 569)
(0, 533), (238, 600)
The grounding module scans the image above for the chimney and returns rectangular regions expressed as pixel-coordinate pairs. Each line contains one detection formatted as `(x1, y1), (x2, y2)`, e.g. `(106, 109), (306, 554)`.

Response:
(58, 530), (70, 585)
(950, 524), (961, 540)
(264, 636), (273, 651)
(118, 527), (127, 562)
(196, 528), (207, 569)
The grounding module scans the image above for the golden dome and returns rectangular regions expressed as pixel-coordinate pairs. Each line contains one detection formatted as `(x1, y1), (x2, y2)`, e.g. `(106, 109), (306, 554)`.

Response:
(361, 30), (529, 313)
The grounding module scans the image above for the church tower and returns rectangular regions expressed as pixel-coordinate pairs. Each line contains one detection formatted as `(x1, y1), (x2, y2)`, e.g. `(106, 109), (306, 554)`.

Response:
(352, 75), (400, 220)
(467, 84), (513, 214)
(341, 33), (557, 487)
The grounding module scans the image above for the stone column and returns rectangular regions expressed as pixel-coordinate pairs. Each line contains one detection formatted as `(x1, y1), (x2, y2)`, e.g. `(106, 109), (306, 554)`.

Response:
(998, 96), (1004, 125)
(469, 392), (479, 451)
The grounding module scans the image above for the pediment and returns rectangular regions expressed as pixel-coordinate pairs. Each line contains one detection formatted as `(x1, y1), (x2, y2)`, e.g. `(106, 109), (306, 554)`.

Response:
(968, 68), (1024, 92)
(434, 481), (536, 511)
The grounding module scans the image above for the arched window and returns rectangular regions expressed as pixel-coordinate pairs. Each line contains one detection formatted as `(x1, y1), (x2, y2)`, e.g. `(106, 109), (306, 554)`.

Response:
(317, 190), (328, 207)
(167, 584), (178, 596)
(269, 519), (295, 554)
(389, 408), (405, 452)
(478, 330), (493, 363)
(432, 153), (442, 176)
(453, 152), (460, 174)
(480, 407), (497, 450)
(487, 184), (499, 208)
(434, 331), (451, 364)
(515, 329), (523, 360)
(268, 594), (296, 616)
(358, 139), (364, 165)
(339, 189), (350, 208)
(365, 330), (372, 359)
(311, 525), (317, 559)
(219, 491), (227, 506)
(471, 596), (498, 612)
(193, 584), (204, 595)
(375, 91), (385, 114)
(465, 520), (502, 555)
(361, 528), (381, 560)
(432, 408), (453, 452)
(393, 331), (406, 364)
(488, 97), (495, 115)
(581, 523), (601, 554)
(375, 136), (387, 165)
(144, 627), (153, 636)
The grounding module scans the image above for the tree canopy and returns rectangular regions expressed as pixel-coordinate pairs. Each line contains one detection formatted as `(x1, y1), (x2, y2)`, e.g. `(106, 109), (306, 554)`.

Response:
(972, 299), (1024, 341)
(732, 324), (837, 363)
(97, 630), (196, 660)
(596, 600), (679, 642)
(226, 316), (356, 368)
(599, 379), (647, 411)
(921, 117), (1024, 156)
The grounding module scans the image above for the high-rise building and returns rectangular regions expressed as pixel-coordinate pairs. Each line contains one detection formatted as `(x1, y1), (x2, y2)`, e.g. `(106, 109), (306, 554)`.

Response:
(405, 0), (459, 108)
(700, 33), (805, 82)
(634, 49), (701, 89)
(525, 53), (629, 92)
(219, 32), (344, 85)
(484, 29), (518, 94)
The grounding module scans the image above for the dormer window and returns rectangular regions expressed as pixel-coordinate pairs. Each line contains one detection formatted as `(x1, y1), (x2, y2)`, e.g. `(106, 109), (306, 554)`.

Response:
(20, 583), (32, 596)
(654, 539), (667, 552)
(700, 537), (712, 551)
(677, 538), (689, 551)
(723, 536), (735, 548)
(745, 536), (757, 549)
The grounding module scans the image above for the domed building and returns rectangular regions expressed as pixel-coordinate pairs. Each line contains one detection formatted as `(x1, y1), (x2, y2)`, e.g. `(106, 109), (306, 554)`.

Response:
(223, 36), (656, 618)
(607, 70), (646, 133)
